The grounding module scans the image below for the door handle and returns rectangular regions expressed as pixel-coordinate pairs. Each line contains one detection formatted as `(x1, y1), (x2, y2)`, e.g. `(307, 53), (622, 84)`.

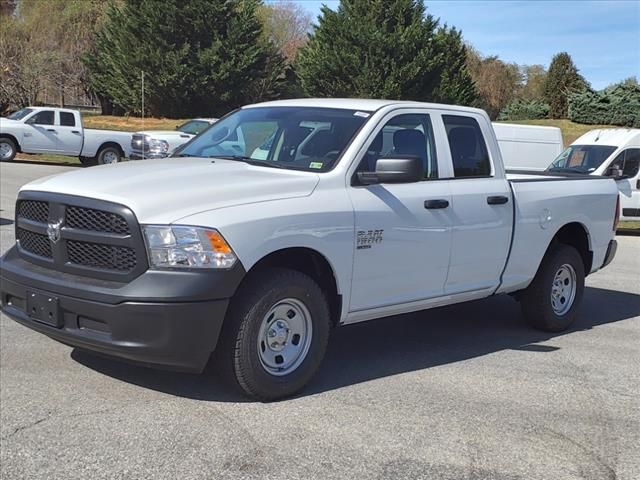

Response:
(46, 129), (57, 133)
(424, 199), (450, 209)
(487, 195), (509, 205)
(71, 130), (80, 134)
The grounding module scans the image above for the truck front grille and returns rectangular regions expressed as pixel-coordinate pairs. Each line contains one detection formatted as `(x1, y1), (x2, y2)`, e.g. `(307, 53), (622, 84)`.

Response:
(17, 228), (52, 258)
(15, 193), (147, 282)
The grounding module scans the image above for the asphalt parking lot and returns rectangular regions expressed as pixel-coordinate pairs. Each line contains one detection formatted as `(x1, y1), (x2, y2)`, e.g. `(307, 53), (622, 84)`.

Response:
(1, 161), (639, 480)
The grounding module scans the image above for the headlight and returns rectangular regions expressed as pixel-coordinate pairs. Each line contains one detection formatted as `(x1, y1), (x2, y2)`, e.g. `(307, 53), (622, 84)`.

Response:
(146, 136), (169, 153)
(142, 225), (237, 269)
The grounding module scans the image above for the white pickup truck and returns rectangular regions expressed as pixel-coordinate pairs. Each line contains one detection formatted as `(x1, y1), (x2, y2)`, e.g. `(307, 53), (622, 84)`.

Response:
(0, 107), (132, 165)
(130, 118), (217, 160)
(0, 99), (619, 400)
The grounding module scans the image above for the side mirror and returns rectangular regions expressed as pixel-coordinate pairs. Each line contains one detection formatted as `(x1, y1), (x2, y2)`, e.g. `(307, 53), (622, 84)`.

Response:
(357, 156), (423, 185)
(605, 166), (626, 180)
(175, 125), (180, 130)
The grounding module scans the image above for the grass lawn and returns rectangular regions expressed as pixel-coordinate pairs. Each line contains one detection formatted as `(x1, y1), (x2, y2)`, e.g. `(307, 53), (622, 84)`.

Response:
(83, 116), (186, 132)
(619, 221), (640, 231)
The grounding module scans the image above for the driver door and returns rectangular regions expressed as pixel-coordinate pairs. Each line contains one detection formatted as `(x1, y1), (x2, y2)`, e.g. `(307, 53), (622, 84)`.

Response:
(22, 110), (60, 153)
(347, 111), (452, 312)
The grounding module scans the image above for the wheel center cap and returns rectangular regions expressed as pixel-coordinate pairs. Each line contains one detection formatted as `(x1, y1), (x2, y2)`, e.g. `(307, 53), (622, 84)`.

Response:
(267, 319), (289, 351)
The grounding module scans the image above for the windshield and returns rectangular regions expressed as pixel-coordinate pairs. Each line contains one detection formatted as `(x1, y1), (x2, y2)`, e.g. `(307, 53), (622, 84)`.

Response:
(173, 107), (369, 171)
(6, 108), (34, 121)
(178, 120), (212, 135)
(547, 144), (617, 173)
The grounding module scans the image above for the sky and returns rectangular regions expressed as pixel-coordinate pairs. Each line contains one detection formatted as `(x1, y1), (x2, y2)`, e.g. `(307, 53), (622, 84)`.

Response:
(289, 0), (640, 90)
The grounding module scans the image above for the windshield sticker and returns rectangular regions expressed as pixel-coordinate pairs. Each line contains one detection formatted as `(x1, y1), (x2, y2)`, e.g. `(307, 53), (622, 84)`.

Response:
(354, 111), (370, 118)
(309, 162), (324, 169)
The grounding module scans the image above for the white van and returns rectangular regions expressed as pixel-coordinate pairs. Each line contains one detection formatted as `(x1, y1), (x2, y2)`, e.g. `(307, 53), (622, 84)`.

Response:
(547, 129), (640, 221)
(493, 122), (564, 171)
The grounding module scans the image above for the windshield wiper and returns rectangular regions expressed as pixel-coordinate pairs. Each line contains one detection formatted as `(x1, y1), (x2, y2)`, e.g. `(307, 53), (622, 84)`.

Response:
(213, 155), (287, 169)
(173, 153), (196, 158)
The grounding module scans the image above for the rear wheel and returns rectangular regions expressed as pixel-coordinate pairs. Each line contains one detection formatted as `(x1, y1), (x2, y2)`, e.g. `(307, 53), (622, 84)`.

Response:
(0, 138), (17, 162)
(520, 244), (585, 332)
(216, 268), (331, 401)
(96, 146), (121, 165)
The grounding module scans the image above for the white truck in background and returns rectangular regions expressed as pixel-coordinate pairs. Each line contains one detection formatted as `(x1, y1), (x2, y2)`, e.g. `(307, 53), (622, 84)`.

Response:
(130, 118), (217, 160)
(548, 128), (640, 221)
(0, 107), (132, 165)
(493, 122), (563, 171)
(0, 99), (620, 401)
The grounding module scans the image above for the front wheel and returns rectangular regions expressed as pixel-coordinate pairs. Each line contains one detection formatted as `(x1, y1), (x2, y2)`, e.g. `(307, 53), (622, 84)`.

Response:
(520, 244), (585, 332)
(96, 146), (121, 165)
(0, 137), (17, 162)
(216, 268), (331, 401)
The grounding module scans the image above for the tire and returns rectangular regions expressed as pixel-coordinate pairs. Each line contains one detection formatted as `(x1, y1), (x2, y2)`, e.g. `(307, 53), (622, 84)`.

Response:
(0, 137), (17, 162)
(96, 146), (121, 165)
(216, 268), (331, 401)
(520, 244), (585, 332)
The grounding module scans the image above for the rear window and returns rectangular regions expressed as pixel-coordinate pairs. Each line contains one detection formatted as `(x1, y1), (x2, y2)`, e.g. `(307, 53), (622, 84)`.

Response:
(443, 115), (491, 178)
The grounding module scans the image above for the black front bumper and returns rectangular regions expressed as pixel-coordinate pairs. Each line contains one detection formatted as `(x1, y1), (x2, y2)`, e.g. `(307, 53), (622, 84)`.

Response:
(0, 246), (245, 372)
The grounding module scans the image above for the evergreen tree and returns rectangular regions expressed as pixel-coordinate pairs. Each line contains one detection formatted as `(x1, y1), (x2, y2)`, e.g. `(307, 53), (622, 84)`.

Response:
(543, 52), (589, 119)
(84, 0), (284, 117)
(296, 0), (477, 104)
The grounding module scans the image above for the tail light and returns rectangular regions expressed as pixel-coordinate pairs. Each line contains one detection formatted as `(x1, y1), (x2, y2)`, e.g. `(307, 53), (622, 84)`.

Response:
(613, 195), (620, 232)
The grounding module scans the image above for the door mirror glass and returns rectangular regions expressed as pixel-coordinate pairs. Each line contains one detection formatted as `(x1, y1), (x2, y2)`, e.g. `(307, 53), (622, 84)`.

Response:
(357, 156), (423, 185)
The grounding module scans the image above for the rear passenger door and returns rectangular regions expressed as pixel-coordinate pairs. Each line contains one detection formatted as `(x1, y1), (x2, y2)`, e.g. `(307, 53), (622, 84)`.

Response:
(348, 110), (452, 312)
(440, 113), (513, 295)
(56, 111), (83, 155)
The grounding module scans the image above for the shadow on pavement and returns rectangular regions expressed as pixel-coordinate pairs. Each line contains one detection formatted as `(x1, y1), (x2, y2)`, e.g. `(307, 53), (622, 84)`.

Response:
(72, 287), (640, 402)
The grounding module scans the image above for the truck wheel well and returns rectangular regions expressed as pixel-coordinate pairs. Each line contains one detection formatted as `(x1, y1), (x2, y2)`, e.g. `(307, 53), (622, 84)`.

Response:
(246, 248), (342, 327)
(550, 223), (592, 274)
(0, 134), (21, 152)
(98, 142), (124, 157)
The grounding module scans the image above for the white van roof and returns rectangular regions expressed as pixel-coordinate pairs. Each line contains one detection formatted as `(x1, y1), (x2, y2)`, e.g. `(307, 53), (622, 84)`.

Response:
(492, 122), (563, 144)
(571, 128), (640, 147)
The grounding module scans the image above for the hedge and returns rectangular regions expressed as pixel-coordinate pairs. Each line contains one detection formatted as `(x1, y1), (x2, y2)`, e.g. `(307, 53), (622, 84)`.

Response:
(568, 84), (640, 127)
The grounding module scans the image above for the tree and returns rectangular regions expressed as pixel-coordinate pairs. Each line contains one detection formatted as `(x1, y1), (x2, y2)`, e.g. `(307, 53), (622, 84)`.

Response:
(466, 46), (521, 119)
(258, 1), (311, 64)
(519, 64), (547, 101)
(543, 52), (589, 119)
(568, 82), (640, 128)
(296, 0), (477, 105)
(85, 0), (284, 117)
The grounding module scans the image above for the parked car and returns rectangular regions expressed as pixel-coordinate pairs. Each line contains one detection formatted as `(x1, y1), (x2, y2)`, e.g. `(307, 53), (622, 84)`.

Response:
(130, 118), (217, 160)
(547, 128), (640, 221)
(0, 107), (132, 165)
(1, 99), (619, 400)
(493, 122), (563, 171)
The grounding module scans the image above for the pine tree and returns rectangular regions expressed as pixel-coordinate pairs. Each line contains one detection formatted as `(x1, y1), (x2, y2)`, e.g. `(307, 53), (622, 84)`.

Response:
(543, 52), (589, 119)
(84, 0), (284, 117)
(296, 0), (477, 104)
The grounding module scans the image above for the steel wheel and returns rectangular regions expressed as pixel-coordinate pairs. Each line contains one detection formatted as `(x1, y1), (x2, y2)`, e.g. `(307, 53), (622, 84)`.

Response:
(0, 140), (15, 160)
(550, 264), (577, 316)
(257, 298), (313, 376)
(102, 150), (119, 164)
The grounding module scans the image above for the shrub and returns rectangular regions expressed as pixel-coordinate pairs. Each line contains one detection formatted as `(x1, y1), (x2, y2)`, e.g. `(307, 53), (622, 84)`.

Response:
(568, 83), (640, 128)
(498, 99), (549, 121)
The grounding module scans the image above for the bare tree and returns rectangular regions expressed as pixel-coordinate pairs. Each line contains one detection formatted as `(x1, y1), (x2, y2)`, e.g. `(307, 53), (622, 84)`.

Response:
(258, 1), (312, 64)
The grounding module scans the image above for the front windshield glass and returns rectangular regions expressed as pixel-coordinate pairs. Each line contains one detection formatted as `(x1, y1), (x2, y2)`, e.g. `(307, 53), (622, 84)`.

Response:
(178, 120), (211, 135)
(174, 107), (369, 171)
(6, 108), (34, 121)
(547, 144), (617, 173)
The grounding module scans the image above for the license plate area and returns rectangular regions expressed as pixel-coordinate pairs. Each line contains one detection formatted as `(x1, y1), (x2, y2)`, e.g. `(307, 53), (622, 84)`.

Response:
(26, 291), (61, 328)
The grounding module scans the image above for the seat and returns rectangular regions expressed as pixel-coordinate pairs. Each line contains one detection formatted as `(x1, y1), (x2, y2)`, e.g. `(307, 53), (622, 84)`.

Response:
(393, 129), (427, 170)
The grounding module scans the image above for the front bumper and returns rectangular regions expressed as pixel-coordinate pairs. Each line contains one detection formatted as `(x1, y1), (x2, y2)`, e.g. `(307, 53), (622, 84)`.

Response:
(601, 239), (617, 269)
(129, 151), (168, 160)
(0, 246), (245, 372)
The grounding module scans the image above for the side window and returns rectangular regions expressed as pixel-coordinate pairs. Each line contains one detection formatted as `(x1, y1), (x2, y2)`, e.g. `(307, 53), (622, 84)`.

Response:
(358, 113), (438, 179)
(610, 149), (640, 178)
(28, 110), (55, 126)
(442, 115), (491, 178)
(60, 112), (76, 127)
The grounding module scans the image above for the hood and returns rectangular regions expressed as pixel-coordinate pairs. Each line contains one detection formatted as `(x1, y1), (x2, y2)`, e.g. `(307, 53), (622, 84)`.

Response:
(21, 157), (320, 224)
(0, 117), (20, 125)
